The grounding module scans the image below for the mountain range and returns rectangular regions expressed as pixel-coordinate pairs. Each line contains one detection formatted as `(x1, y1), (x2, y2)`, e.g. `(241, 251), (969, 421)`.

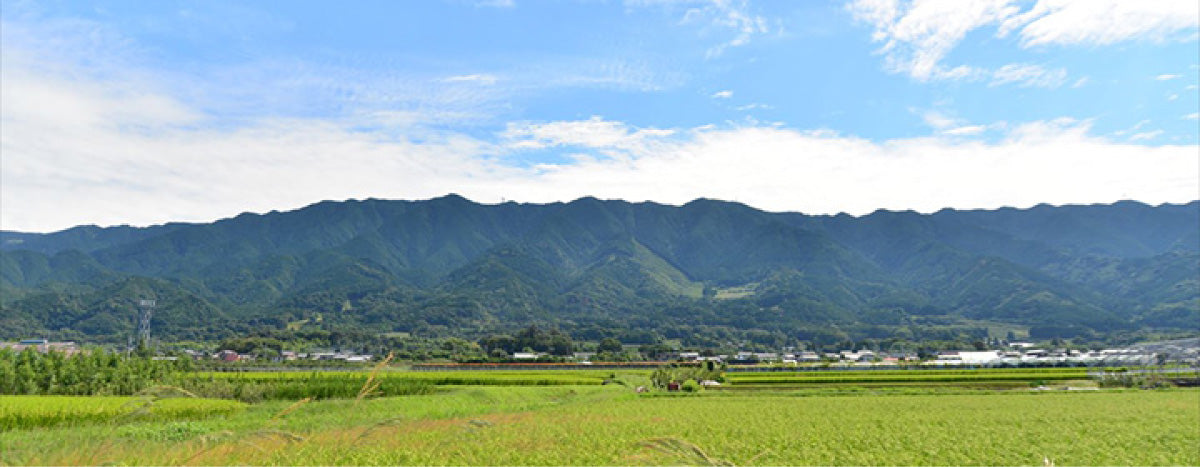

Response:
(2, 195), (1197, 346)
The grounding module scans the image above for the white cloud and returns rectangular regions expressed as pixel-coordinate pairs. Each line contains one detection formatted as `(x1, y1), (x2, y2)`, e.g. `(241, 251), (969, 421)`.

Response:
(943, 125), (987, 136)
(735, 103), (771, 111)
(1155, 74), (1183, 81)
(475, 0), (515, 7)
(500, 116), (675, 153)
(921, 110), (960, 130)
(711, 90), (733, 99)
(506, 119), (1196, 218)
(443, 74), (499, 85)
(702, 0), (770, 57)
(1129, 130), (1164, 142)
(990, 63), (1067, 88)
(6, 61), (1196, 233)
(1071, 77), (1089, 88)
(631, 0), (770, 58)
(3, 1), (1197, 232)
(1003, 0), (1199, 47)
(919, 110), (998, 136)
(1183, 113), (1199, 120)
(850, 0), (1198, 83)
(848, 0), (1013, 81)
(1113, 119), (1151, 137)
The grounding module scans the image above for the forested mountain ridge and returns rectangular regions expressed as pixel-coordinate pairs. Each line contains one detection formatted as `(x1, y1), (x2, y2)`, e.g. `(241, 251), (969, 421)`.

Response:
(2, 195), (1196, 345)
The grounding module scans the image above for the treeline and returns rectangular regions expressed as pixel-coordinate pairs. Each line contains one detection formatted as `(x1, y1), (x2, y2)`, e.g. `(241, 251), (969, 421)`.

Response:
(478, 325), (573, 357)
(0, 348), (190, 396)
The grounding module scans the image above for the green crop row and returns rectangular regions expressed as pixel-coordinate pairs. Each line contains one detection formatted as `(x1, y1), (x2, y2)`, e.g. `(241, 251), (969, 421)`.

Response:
(725, 372), (1087, 385)
(0, 396), (245, 430)
(728, 367), (1092, 378)
(172, 371), (606, 401)
(188, 370), (607, 386)
(4, 387), (1194, 465)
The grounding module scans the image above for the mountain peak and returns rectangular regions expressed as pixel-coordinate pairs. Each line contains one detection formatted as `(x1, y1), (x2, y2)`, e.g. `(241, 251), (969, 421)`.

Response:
(430, 193), (474, 204)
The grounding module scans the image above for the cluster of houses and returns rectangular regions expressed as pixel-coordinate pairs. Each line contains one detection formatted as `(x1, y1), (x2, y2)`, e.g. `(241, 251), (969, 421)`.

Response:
(458, 341), (1198, 367)
(188, 349), (375, 363)
(6, 337), (1196, 367)
(671, 349), (916, 365)
(663, 341), (1195, 367)
(0, 339), (81, 356)
(926, 347), (1165, 366)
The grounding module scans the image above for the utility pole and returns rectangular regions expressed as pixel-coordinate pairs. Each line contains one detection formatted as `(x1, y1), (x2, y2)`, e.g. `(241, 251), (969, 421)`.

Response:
(137, 299), (156, 350)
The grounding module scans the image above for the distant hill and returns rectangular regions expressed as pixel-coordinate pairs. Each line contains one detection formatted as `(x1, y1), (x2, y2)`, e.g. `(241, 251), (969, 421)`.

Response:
(2, 195), (1196, 345)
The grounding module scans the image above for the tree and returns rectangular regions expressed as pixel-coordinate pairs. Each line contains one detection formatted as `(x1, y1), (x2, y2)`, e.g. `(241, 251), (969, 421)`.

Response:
(598, 337), (623, 354)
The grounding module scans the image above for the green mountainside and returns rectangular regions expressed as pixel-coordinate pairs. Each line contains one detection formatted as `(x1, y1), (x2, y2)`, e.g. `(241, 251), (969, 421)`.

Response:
(1, 196), (1196, 345)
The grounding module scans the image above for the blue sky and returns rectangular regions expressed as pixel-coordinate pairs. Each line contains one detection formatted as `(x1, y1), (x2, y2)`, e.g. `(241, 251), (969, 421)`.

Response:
(2, 0), (1198, 232)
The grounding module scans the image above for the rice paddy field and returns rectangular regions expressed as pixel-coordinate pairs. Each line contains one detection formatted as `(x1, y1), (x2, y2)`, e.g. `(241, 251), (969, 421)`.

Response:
(720, 367), (1097, 390)
(0, 395), (245, 430)
(189, 369), (615, 386)
(1, 367), (1196, 466)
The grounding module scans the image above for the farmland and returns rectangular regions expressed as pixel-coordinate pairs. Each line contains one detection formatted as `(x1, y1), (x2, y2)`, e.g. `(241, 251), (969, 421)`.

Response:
(0, 395), (244, 430)
(721, 367), (1096, 389)
(171, 370), (612, 401)
(0, 373), (1196, 466)
(189, 369), (613, 386)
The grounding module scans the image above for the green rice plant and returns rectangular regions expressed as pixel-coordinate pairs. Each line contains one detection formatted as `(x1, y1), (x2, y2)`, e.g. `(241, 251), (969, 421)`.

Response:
(641, 437), (735, 466)
(0, 396), (245, 430)
(178, 372), (439, 401)
(189, 369), (610, 387)
(115, 420), (213, 441)
(2, 385), (1195, 465)
(724, 371), (1088, 385)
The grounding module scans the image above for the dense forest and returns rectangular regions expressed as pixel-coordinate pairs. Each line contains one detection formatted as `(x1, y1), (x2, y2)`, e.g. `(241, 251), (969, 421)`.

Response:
(2, 196), (1196, 349)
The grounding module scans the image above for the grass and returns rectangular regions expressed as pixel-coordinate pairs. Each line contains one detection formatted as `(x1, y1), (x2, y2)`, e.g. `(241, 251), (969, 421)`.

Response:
(188, 369), (614, 386)
(713, 283), (758, 300)
(1, 386), (1195, 465)
(174, 368), (621, 401)
(0, 386), (614, 465)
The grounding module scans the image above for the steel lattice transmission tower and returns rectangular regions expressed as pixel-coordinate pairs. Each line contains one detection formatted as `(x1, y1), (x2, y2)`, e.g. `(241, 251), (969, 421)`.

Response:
(137, 299), (156, 347)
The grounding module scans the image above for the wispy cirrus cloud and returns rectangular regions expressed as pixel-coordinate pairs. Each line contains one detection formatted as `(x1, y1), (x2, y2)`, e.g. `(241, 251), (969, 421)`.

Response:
(475, 0), (515, 8)
(500, 116), (676, 155)
(848, 0), (1015, 81)
(920, 109), (1003, 136)
(1, 4), (692, 133)
(1128, 129), (1164, 142)
(849, 0), (1198, 85)
(443, 74), (499, 85)
(990, 63), (1067, 88)
(1000, 0), (1199, 47)
(627, 0), (771, 58)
